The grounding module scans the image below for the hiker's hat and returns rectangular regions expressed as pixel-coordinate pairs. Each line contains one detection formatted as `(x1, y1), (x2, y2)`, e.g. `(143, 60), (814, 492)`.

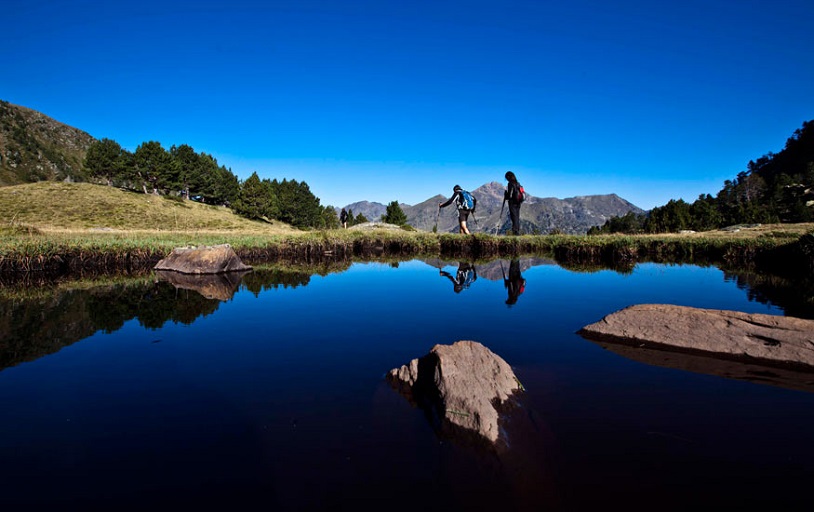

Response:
(453, 184), (462, 191)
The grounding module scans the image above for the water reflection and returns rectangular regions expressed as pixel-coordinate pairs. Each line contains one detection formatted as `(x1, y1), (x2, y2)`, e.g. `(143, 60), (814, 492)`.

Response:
(439, 262), (478, 293)
(2, 256), (814, 376)
(0, 264), (335, 372)
(502, 260), (527, 306)
(155, 269), (250, 301)
(583, 336), (814, 394)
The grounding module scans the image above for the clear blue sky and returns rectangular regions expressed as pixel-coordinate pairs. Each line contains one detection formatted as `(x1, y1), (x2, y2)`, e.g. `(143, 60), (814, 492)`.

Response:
(3, 0), (813, 210)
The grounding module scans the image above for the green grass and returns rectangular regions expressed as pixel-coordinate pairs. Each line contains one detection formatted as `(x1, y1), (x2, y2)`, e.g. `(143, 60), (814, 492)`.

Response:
(0, 181), (296, 233)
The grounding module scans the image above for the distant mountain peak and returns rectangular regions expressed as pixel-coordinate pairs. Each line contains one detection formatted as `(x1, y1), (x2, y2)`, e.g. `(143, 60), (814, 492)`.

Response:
(366, 182), (646, 235)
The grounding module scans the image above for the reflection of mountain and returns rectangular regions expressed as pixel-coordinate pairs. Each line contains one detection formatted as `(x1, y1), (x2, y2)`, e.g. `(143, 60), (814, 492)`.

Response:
(475, 258), (555, 281)
(155, 270), (250, 300)
(590, 340), (814, 394)
(419, 257), (555, 281)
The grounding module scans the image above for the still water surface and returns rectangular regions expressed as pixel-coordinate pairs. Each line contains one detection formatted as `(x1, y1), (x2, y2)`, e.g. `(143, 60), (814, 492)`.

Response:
(1, 258), (813, 510)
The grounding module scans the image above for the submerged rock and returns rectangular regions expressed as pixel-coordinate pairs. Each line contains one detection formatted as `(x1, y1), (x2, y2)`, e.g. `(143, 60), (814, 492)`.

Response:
(154, 244), (252, 274)
(387, 340), (522, 445)
(578, 304), (814, 370)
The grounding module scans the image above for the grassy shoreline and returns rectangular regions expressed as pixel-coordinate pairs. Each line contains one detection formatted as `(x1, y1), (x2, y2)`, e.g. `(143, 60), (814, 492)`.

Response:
(2, 182), (812, 276)
(1, 223), (812, 277)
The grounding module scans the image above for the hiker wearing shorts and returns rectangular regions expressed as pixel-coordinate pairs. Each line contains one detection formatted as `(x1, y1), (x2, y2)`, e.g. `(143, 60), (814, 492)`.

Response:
(439, 185), (473, 234)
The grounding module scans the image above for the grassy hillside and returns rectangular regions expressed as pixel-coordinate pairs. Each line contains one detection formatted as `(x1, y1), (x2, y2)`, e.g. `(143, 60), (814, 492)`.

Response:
(0, 181), (295, 233)
(0, 101), (95, 185)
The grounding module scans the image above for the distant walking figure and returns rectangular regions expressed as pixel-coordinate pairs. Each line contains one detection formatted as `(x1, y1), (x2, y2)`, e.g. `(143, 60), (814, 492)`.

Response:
(439, 185), (477, 234)
(503, 171), (525, 235)
(340, 208), (349, 229)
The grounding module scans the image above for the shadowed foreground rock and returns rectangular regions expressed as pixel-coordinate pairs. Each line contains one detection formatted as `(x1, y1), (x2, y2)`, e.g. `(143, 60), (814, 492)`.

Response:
(154, 269), (250, 300)
(579, 304), (814, 370)
(154, 244), (252, 274)
(387, 340), (522, 445)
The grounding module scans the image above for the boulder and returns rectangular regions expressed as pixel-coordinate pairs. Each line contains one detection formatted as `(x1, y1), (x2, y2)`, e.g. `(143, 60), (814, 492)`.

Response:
(154, 244), (252, 274)
(578, 304), (814, 370)
(386, 340), (523, 445)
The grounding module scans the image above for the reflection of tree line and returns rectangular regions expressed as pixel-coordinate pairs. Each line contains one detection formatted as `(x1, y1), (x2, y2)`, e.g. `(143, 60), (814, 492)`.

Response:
(430, 257), (814, 318)
(723, 270), (814, 319)
(0, 279), (222, 370)
(0, 264), (349, 372)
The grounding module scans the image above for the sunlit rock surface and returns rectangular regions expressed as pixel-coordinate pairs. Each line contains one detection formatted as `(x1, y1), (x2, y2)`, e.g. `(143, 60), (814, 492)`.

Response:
(154, 244), (252, 274)
(387, 340), (522, 445)
(579, 304), (814, 369)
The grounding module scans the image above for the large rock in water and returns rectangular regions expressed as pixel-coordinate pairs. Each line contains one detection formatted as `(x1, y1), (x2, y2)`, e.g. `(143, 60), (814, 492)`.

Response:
(154, 244), (252, 274)
(579, 304), (814, 370)
(387, 340), (522, 445)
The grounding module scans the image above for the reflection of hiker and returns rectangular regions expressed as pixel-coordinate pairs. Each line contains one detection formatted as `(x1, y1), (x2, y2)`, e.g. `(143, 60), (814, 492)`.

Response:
(340, 208), (349, 229)
(503, 259), (526, 306)
(439, 262), (478, 293)
(503, 171), (524, 235)
(439, 185), (476, 235)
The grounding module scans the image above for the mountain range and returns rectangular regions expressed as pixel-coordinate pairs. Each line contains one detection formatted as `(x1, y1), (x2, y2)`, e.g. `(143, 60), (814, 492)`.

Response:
(341, 182), (645, 235)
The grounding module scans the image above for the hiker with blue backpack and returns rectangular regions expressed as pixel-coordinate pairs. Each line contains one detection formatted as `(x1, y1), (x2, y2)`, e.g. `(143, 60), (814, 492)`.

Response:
(439, 184), (477, 234)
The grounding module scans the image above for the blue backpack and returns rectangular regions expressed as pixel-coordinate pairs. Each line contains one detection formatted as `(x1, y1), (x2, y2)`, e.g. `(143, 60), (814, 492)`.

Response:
(456, 190), (476, 211)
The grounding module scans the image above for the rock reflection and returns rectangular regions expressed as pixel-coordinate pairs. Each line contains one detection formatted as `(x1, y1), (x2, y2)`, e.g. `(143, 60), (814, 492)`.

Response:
(155, 269), (251, 300)
(586, 338), (814, 394)
(579, 304), (814, 393)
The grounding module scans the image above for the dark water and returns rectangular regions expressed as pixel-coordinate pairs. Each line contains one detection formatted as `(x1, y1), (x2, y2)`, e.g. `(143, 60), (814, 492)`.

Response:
(1, 258), (813, 511)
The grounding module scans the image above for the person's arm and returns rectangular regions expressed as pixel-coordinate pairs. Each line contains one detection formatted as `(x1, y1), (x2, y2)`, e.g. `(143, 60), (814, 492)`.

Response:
(439, 192), (457, 208)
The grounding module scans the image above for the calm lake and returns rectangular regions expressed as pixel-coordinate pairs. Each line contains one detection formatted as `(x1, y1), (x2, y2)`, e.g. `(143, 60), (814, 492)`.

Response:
(1, 258), (813, 511)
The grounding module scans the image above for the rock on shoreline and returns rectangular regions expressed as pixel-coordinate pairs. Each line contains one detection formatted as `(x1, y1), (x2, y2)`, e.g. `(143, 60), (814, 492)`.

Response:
(154, 244), (252, 274)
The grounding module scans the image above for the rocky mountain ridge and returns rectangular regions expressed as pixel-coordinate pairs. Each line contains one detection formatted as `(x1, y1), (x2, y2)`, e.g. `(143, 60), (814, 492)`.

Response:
(342, 182), (645, 235)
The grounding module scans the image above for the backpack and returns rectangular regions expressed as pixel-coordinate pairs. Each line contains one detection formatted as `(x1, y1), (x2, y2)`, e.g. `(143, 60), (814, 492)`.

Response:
(512, 182), (526, 203)
(456, 189), (476, 211)
(458, 267), (477, 288)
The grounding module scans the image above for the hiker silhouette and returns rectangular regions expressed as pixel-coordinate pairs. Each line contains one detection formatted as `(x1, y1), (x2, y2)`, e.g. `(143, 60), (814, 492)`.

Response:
(502, 259), (526, 306)
(439, 262), (478, 293)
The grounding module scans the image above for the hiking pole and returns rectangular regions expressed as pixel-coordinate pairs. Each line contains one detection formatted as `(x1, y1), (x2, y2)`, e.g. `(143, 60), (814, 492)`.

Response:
(496, 199), (506, 233)
(433, 205), (440, 232)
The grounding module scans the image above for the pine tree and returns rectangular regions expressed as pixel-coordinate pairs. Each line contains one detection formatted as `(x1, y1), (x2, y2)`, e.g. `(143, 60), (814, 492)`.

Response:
(381, 200), (408, 226)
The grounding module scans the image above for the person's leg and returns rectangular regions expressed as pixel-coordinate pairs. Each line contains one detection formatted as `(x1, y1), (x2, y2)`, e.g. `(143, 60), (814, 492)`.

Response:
(459, 211), (471, 234)
(509, 203), (521, 235)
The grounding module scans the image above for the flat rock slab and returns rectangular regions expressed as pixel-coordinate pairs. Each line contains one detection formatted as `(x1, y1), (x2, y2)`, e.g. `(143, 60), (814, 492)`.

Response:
(154, 244), (252, 274)
(387, 340), (522, 445)
(579, 304), (814, 370)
